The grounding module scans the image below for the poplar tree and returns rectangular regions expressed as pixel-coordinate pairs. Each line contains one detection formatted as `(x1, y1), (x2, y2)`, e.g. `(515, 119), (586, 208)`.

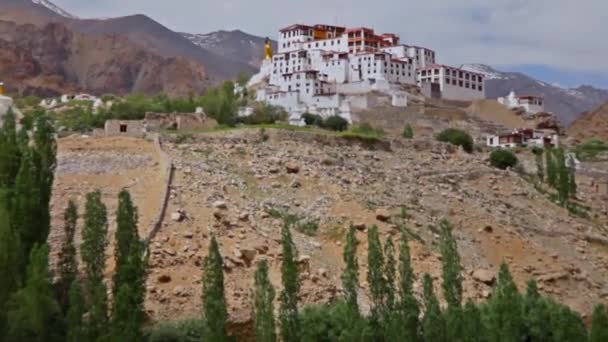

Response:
(342, 225), (359, 319)
(0, 195), (22, 335)
(0, 108), (21, 187)
(396, 229), (419, 341)
(555, 148), (570, 206)
(81, 190), (109, 341)
(462, 300), (485, 342)
(568, 156), (577, 198)
(383, 236), (396, 312)
(6, 244), (64, 342)
(111, 189), (146, 341)
(486, 263), (523, 342)
(31, 115), (56, 233)
(422, 273), (445, 342)
(535, 149), (544, 182)
(367, 225), (386, 337)
(439, 219), (462, 308)
(254, 260), (277, 342)
(546, 147), (556, 187)
(522, 280), (552, 341)
(57, 200), (78, 312)
(65, 281), (85, 342)
(279, 225), (300, 342)
(11, 148), (43, 269)
(202, 236), (227, 342)
(590, 304), (608, 342)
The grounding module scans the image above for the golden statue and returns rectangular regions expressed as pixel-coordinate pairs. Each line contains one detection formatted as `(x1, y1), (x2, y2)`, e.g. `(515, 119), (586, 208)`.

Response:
(0, 82), (4, 95)
(264, 38), (273, 60)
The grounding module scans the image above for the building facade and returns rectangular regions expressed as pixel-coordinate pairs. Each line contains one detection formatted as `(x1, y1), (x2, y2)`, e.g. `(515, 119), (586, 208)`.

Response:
(252, 23), (485, 124)
(498, 91), (545, 114)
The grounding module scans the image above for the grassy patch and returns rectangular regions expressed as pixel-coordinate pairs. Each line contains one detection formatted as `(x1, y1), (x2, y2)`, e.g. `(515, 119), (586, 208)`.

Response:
(266, 207), (319, 236)
(573, 139), (608, 161)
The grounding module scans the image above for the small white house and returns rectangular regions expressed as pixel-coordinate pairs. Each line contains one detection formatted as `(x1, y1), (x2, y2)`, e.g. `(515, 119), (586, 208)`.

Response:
(498, 91), (544, 114)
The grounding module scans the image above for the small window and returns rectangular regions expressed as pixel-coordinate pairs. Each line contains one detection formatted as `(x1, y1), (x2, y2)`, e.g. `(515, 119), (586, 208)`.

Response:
(120, 124), (127, 133)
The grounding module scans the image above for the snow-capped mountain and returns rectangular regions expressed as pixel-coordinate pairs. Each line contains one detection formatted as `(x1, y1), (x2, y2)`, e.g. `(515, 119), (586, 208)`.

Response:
(31, 0), (77, 18)
(461, 64), (608, 126)
(182, 30), (276, 68)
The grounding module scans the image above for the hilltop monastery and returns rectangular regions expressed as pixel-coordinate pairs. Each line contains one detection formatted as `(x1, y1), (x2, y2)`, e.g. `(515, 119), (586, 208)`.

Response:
(249, 24), (486, 125)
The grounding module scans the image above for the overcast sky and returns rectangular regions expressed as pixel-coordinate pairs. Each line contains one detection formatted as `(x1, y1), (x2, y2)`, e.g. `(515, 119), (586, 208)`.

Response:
(54, 0), (608, 88)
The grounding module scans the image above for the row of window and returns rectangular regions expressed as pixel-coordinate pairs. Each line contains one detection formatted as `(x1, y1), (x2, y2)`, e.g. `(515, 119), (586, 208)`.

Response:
(419, 69), (483, 82)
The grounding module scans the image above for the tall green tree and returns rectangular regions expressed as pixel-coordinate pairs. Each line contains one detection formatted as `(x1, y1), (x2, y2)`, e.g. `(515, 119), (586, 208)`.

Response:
(366, 225), (386, 338)
(56, 200), (78, 312)
(402, 124), (414, 139)
(81, 190), (109, 341)
(341, 226), (359, 320)
(383, 236), (396, 312)
(485, 263), (523, 342)
(590, 304), (608, 342)
(568, 155), (577, 198)
(279, 225), (300, 342)
(202, 236), (228, 342)
(462, 299), (485, 342)
(0, 194), (22, 335)
(0, 108), (22, 187)
(111, 189), (146, 341)
(254, 260), (277, 342)
(10, 148), (43, 269)
(395, 229), (419, 342)
(65, 281), (85, 342)
(422, 273), (445, 342)
(550, 303), (587, 342)
(439, 219), (462, 308)
(546, 147), (557, 187)
(31, 115), (56, 238)
(522, 280), (552, 341)
(5, 244), (64, 342)
(554, 148), (570, 206)
(535, 149), (544, 182)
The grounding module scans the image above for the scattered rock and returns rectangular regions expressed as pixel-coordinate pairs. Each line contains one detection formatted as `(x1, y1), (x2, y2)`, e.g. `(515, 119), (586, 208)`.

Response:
(171, 211), (185, 222)
(158, 274), (172, 284)
(183, 231), (194, 239)
(286, 163), (301, 174)
(483, 225), (493, 233)
(318, 268), (328, 278)
(240, 248), (257, 263)
(472, 269), (496, 285)
(238, 212), (249, 221)
(353, 222), (367, 231)
(375, 209), (391, 222)
(213, 201), (228, 209)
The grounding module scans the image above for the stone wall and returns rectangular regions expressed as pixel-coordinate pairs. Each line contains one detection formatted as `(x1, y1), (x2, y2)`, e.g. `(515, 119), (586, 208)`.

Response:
(145, 112), (217, 131)
(104, 120), (146, 138)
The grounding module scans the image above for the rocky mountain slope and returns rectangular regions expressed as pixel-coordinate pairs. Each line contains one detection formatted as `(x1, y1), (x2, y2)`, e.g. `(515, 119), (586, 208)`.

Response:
(462, 64), (608, 126)
(0, 0), (254, 94)
(182, 30), (277, 69)
(0, 20), (209, 96)
(568, 102), (608, 141)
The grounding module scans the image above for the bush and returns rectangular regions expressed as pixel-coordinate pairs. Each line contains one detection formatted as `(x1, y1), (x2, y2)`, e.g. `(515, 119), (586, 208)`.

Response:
(301, 113), (323, 127)
(490, 149), (519, 170)
(573, 139), (608, 161)
(349, 122), (384, 137)
(145, 319), (205, 342)
(238, 103), (287, 125)
(402, 123), (414, 139)
(322, 115), (349, 132)
(436, 128), (474, 153)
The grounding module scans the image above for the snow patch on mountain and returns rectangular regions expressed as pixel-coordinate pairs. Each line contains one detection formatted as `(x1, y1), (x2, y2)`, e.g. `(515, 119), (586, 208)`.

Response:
(460, 64), (505, 80)
(31, 0), (78, 19)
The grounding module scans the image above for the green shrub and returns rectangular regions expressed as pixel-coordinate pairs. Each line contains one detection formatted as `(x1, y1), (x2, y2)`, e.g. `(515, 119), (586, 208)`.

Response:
(238, 103), (287, 125)
(402, 123), (414, 139)
(145, 319), (205, 342)
(349, 122), (384, 137)
(301, 113), (323, 126)
(322, 115), (349, 132)
(573, 139), (608, 161)
(436, 128), (474, 153)
(490, 149), (519, 170)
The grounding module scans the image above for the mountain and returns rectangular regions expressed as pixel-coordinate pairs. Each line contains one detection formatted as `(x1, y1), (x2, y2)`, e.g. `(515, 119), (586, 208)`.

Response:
(567, 102), (608, 141)
(461, 64), (608, 126)
(0, 0), (255, 83)
(182, 30), (276, 69)
(0, 19), (209, 96)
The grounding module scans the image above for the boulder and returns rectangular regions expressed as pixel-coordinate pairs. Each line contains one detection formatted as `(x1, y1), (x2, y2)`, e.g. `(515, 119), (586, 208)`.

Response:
(213, 201), (228, 209)
(183, 231), (194, 239)
(171, 211), (184, 222)
(472, 269), (496, 285)
(286, 163), (301, 174)
(353, 222), (367, 231)
(157, 274), (172, 284)
(240, 248), (257, 263)
(375, 209), (391, 222)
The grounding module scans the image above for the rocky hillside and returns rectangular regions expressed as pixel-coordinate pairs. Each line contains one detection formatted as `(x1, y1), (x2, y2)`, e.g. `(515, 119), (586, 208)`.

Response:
(0, 20), (209, 96)
(462, 64), (608, 126)
(182, 30), (277, 69)
(568, 102), (608, 141)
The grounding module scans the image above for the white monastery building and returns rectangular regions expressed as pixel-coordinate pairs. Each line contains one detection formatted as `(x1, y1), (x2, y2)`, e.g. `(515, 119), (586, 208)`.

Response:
(250, 24), (486, 125)
(498, 91), (545, 114)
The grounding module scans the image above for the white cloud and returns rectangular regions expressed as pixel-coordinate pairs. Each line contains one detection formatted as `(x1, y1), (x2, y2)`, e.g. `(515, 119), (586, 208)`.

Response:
(54, 0), (608, 74)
